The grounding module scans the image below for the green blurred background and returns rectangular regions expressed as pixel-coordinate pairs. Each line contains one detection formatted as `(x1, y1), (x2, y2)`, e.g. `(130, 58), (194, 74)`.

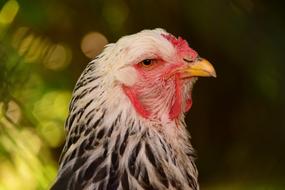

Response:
(0, 0), (284, 189)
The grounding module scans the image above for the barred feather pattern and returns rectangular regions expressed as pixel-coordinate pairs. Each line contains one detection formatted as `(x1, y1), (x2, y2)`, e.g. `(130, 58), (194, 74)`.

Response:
(51, 34), (199, 190)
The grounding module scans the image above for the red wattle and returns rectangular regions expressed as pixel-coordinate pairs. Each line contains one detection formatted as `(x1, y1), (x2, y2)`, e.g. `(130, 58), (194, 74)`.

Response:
(169, 74), (182, 120)
(122, 85), (150, 118)
(185, 98), (192, 112)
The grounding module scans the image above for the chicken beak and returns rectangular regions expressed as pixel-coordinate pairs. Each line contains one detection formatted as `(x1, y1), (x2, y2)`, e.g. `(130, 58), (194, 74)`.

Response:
(180, 57), (216, 78)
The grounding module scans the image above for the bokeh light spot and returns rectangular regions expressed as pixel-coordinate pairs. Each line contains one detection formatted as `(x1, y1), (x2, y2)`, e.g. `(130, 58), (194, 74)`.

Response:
(32, 90), (71, 148)
(6, 100), (21, 124)
(33, 90), (71, 122)
(23, 36), (44, 63)
(81, 32), (108, 59)
(0, 0), (19, 25)
(18, 34), (34, 57)
(40, 121), (64, 148)
(43, 44), (72, 70)
(13, 28), (71, 69)
(12, 26), (30, 49)
(19, 129), (42, 154)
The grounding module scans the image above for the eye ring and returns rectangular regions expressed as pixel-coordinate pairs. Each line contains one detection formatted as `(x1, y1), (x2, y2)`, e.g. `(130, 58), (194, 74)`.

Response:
(140, 59), (156, 68)
(142, 59), (152, 66)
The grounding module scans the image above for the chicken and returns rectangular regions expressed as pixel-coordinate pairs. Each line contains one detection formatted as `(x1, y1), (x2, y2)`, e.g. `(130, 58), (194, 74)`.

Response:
(51, 28), (216, 190)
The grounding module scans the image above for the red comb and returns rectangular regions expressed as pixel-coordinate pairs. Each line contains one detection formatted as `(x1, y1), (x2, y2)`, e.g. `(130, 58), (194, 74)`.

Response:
(161, 33), (198, 58)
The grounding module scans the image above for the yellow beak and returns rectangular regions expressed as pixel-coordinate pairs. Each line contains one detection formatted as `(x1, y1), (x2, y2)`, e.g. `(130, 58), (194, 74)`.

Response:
(180, 58), (216, 78)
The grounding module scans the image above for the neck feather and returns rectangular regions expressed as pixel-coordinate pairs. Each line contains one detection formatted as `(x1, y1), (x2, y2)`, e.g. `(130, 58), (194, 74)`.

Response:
(57, 62), (199, 189)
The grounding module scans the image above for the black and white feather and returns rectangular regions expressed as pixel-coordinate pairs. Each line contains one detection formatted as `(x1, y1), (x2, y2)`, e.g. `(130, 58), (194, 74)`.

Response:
(51, 29), (199, 190)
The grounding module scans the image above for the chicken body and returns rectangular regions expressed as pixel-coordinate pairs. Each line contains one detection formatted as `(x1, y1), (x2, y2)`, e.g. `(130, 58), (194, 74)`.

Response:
(51, 29), (215, 190)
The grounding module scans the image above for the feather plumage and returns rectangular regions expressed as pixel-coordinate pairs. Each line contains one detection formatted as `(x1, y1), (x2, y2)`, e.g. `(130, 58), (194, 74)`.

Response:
(51, 28), (216, 190)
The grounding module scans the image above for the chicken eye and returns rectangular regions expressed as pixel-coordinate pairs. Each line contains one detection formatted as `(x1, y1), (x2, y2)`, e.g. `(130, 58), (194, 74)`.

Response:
(141, 59), (154, 67)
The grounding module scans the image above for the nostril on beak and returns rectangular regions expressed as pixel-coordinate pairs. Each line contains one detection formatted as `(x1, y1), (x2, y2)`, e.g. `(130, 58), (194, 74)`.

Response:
(183, 58), (193, 63)
(183, 56), (202, 64)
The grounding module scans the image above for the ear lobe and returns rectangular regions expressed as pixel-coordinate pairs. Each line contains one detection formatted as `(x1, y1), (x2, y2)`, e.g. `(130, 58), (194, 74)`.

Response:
(115, 66), (138, 86)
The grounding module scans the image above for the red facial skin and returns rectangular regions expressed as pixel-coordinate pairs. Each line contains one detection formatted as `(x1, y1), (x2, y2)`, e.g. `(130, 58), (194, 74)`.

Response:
(122, 34), (197, 120)
(122, 84), (150, 118)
